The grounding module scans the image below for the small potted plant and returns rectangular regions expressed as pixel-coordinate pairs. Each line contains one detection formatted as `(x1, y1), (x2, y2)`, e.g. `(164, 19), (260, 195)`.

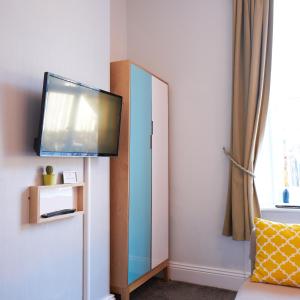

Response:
(43, 165), (57, 185)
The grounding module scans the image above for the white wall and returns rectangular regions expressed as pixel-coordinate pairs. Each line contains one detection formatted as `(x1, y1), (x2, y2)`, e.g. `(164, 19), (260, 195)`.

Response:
(110, 0), (128, 61)
(126, 0), (249, 290)
(0, 1), (111, 299)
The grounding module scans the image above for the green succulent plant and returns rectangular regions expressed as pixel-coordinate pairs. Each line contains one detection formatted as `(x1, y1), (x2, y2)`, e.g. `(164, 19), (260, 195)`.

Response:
(46, 165), (54, 175)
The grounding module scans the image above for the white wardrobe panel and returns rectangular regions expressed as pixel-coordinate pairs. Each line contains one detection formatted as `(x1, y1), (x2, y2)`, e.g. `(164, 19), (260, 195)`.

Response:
(151, 76), (169, 268)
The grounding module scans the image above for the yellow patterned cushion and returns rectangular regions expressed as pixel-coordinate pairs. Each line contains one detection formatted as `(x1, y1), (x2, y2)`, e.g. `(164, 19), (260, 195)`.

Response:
(251, 218), (300, 288)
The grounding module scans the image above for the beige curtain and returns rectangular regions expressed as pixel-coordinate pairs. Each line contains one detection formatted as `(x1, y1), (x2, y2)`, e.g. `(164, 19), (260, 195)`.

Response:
(223, 0), (274, 241)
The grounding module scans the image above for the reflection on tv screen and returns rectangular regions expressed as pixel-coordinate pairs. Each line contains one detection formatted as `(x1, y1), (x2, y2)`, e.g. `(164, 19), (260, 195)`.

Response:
(40, 74), (122, 156)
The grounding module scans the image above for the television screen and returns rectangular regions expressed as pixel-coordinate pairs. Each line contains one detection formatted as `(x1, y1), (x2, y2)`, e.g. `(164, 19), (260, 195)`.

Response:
(35, 72), (122, 157)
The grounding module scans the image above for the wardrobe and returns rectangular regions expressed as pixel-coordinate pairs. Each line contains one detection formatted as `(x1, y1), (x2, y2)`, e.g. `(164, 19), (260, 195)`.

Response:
(110, 60), (169, 300)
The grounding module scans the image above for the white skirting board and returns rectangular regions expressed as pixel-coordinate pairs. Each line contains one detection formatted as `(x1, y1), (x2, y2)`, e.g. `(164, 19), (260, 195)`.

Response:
(169, 261), (250, 291)
(100, 294), (116, 300)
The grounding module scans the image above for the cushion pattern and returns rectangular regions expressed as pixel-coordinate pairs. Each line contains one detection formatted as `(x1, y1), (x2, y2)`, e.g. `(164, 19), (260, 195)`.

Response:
(251, 218), (300, 288)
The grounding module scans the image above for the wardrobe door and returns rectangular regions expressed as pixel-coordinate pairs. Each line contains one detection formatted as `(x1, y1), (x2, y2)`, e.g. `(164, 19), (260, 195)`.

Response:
(151, 76), (169, 268)
(128, 65), (152, 284)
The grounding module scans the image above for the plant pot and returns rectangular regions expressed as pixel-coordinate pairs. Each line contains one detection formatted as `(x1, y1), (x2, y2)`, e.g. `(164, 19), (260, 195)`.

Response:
(43, 174), (57, 185)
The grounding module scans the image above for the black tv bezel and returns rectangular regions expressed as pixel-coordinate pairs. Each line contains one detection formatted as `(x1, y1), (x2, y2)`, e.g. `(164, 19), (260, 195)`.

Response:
(35, 72), (122, 157)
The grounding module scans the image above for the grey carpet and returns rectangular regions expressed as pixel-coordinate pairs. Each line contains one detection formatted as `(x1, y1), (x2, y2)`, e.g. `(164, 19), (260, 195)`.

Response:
(128, 278), (237, 300)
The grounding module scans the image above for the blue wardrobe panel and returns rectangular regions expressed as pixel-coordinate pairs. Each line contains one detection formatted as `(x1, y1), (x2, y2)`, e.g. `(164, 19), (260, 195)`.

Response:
(128, 65), (152, 284)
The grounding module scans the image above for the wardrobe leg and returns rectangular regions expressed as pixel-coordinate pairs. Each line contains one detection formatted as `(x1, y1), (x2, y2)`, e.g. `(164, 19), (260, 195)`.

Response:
(120, 288), (130, 300)
(163, 266), (170, 282)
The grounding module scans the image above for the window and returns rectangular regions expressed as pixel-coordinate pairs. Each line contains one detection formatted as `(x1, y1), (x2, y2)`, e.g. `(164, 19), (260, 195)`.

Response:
(256, 0), (300, 208)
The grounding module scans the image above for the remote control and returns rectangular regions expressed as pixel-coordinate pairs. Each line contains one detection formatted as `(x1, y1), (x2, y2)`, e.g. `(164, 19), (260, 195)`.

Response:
(41, 208), (76, 218)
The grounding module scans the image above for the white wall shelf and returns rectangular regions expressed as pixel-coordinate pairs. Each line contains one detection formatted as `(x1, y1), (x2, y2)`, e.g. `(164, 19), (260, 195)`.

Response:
(29, 183), (85, 224)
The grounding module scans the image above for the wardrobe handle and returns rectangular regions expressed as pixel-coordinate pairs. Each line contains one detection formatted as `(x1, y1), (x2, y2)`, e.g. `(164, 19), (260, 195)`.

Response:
(150, 121), (153, 149)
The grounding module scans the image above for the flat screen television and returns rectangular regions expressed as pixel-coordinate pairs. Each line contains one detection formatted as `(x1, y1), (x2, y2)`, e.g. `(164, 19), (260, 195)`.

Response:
(34, 72), (122, 157)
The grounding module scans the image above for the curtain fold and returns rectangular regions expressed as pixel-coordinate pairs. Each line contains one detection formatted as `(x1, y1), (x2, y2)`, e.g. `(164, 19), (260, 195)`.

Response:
(223, 0), (274, 241)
